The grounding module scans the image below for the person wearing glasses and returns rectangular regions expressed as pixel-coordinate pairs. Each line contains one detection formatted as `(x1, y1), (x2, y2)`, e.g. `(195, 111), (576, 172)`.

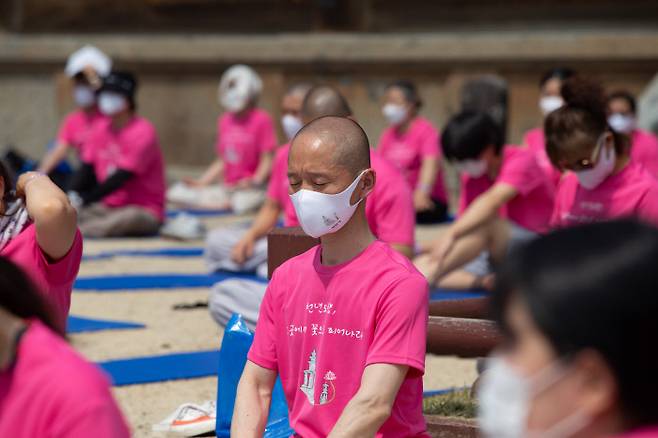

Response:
(547, 77), (658, 228)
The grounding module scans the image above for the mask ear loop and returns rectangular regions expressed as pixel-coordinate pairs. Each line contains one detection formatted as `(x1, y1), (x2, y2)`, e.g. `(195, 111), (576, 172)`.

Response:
(350, 169), (372, 207)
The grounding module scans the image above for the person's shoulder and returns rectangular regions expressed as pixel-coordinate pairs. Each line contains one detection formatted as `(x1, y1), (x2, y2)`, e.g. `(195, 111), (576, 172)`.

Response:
(274, 143), (291, 161)
(413, 116), (438, 133)
(556, 171), (579, 193)
(503, 144), (538, 166)
(62, 110), (85, 125)
(371, 241), (425, 281)
(252, 108), (274, 124)
(635, 129), (658, 144)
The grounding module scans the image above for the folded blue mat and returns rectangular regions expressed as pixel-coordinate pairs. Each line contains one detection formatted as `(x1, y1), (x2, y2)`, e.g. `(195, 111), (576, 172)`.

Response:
(430, 289), (487, 301)
(166, 208), (231, 218)
(74, 272), (267, 292)
(67, 315), (145, 333)
(84, 247), (204, 261)
(99, 350), (220, 386)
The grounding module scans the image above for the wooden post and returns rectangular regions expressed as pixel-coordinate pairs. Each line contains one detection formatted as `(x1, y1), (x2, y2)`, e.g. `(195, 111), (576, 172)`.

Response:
(427, 316), (502, 358)
(429, 297), (490, 319)
(267, 227), (318, 279)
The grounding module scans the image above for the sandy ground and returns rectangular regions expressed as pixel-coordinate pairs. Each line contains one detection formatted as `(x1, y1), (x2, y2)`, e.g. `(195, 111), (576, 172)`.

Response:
(68, 215), (476, 438)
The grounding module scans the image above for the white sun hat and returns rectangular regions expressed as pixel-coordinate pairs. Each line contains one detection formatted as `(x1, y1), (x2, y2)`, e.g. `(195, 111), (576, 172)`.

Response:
(65, 45), (112, 78)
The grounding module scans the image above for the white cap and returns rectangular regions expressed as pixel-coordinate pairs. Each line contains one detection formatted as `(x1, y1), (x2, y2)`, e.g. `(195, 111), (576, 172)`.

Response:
(218, 64), (263, 102)
(65, 45), (112, 78)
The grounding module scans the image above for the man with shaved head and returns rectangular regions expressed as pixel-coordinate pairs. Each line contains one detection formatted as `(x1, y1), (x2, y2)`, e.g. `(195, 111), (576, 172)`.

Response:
(206, 85), (415, 332)
(233, 117), (429, 437)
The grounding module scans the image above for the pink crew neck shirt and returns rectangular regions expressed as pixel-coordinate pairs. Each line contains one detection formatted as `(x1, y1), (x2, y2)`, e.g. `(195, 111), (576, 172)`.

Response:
(83, 116), (166, 221)
(249, 240), (430, 438)
(377, 116), (448, 202)
(216, 108), (277, 186)
(0, 321), (130, 438)
(551, 162), (658, 228)
(56, 108), (107, 154)
(1, 224), (83, 331)
(630, 129), (658, 177)
(523, 127), (562, 187)
(267, 145), (415, 247)
(458, 145), (555, 233)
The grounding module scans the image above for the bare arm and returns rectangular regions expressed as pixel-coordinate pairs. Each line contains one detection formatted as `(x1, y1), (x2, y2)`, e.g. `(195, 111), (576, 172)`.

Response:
(328, 364), (408, 438)
(447, 183), (517, 240)
(190, 158), (224, 187)
(231, 198), (282, 264)
(414, 157), (439, 211)
(17, 172), (77, 260)
(37, 142), (71, 175)
(251, 151), (274, 186)
(231, 361), (277, 437)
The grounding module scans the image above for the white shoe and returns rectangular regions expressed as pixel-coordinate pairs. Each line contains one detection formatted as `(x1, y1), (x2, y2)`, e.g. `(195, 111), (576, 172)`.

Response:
(152, 400), (216, 436)
(160, 213), (205, 240)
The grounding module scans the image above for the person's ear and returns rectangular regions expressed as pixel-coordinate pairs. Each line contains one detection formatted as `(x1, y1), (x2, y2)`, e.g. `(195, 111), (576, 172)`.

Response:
(351, 169), (376, 204)
(570, 349), (619, 420)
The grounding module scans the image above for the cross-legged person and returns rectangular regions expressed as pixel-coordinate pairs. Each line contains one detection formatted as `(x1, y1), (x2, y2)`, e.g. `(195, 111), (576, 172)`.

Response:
(68, 71), (166, 238)
(167, 64), (277, 214)
(232, 116), (429, 437)
(208, 85), (415, 330)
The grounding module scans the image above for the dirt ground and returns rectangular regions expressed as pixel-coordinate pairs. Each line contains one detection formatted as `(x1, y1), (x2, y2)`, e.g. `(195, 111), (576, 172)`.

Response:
(69, 216), (477, 438)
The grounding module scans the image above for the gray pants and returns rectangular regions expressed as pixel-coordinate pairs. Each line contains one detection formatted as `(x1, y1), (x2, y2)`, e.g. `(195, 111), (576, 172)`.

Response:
(204, 223), (268, 276)
(464, 222), (537, 276)
(209, 279), (267, 331)
(79, 203), (161, 238)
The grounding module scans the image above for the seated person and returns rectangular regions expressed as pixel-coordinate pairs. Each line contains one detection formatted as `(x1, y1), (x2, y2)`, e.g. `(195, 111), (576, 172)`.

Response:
(522, 67), (576, 187)
(548, 78), (658, 227)
(167, 64), (277, 214)
(480, 219), (658, 438)
(232, 116), (429, 438)
(0, 163), (81, 331)
(0, 257), (130, 437)
(607, 89), (658, 177)
(69, 71), (166, 238)
(414, 112), (555, 291)
(378, 80), (449, 224)
(207, 85), (415, 329)
(203, 82), (313, 276)
(38, 45), (112, 188)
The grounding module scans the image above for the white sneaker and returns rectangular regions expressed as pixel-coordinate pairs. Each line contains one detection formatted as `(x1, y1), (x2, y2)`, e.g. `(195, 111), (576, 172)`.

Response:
(152, 400), (216, 436)
(160, 213), (206, 240)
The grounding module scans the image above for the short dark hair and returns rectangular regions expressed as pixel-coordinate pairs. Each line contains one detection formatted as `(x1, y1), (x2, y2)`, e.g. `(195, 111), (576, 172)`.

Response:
(492, 219), (658, 427)
(0, 256), (62, 336)
(539, 67), (576, 88)
(441, 111), (503, 161)
(607, 90), (637, 114)
(386, 80), (422, 109)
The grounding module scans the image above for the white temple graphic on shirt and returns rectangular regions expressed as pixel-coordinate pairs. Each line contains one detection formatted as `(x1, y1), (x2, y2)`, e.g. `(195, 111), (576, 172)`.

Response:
(300, 350), (317, 405)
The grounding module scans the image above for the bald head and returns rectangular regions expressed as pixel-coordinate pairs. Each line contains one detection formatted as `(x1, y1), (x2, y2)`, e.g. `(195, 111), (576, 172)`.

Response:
(301, 85), (353, 124)
(293, 116), (370, 176)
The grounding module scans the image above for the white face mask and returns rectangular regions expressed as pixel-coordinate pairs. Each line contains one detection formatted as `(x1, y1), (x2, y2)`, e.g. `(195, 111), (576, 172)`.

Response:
(382, 104), (408, 126)
(221, 87), (249, 113)
(479, 356), (590, 438)
(73, 85), (96, 108)
(281, 114), (304, 141)
(290, 170), (367, 239)
(539, 96), (564, 116)
(98, 92), (128, 116)
(455, 159), (488, 178)
(608, 113), (636, 135)
(575, 141), (616, 190)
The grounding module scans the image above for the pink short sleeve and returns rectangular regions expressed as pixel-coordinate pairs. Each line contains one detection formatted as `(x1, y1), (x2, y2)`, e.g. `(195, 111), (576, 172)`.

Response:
(366, 274), (428, 376)
(51, 399), (131, 438)
(497, 149), (541, 196)
(266, 147), (289, 206)
(419, 123), (440, 158)
(637, 186), (658, 226)
(257, 112), (277, 153)
(248, 277), (279, 371)
(40, 230), (83, 287)
(56, 114), (75, 145)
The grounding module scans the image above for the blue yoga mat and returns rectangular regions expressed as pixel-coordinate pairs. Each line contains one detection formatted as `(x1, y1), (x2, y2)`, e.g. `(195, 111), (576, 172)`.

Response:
(84, 247), (204, 261)
(99, 350), (220, 386)
(166, 208), (231, 218)
(67, 315), (145, 333)
(430, 288), (487, 301)
(74, 272), (267, 292)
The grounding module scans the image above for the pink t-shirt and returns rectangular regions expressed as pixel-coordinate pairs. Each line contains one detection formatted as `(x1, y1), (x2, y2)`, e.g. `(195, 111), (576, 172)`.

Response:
(83, 116), (166, 221)
(0, 321), (130, 438)
(267, 145), (415, 246)
(457, 145), (555, 233)
(1, 224), (83, 331)
(523, 127), (562, 187)
(56, 108), (107, 153)
(617, 426), (658, 437)
(630, 129), (658, 177)
(551, 162), (658, 228)
(377, 117), (447, 202)
(216, 108), (277, 185)
(249, 240), (429, 438)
